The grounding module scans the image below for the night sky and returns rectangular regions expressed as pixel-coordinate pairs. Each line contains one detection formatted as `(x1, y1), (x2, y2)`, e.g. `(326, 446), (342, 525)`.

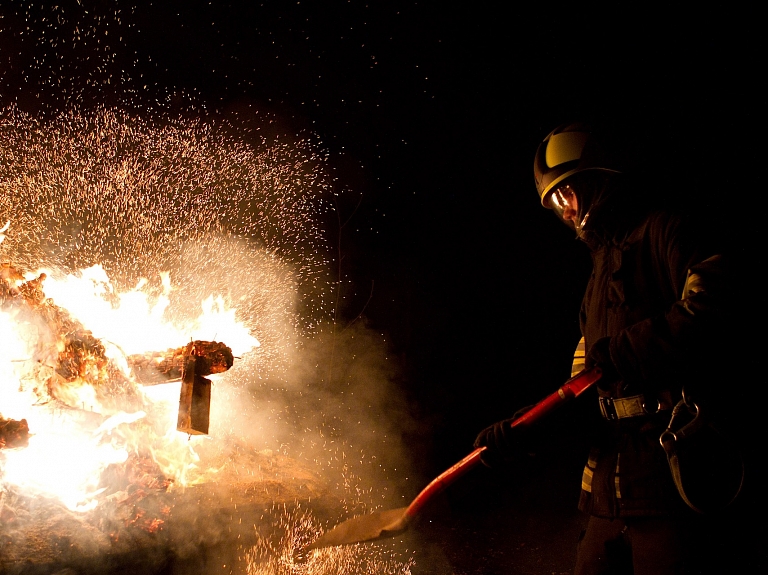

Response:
(2, 3), (763, 571)
(2, 0), (761, 475)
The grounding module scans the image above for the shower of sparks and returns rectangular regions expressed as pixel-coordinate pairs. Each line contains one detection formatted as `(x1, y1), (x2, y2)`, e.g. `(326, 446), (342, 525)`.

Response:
(0, 103), (335, 377)
(0, 4), (415, 573)
(0, 49), (417, 575)
(1, 2), (185, 111)
(246, 504), (414, 575)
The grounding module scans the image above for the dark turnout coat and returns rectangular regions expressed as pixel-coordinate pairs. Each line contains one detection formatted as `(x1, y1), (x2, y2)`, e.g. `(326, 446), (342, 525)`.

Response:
(575, 186), (727, 518)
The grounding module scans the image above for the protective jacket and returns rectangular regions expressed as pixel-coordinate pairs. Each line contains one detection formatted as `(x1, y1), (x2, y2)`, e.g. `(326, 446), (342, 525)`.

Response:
(575, 178), (726, 518)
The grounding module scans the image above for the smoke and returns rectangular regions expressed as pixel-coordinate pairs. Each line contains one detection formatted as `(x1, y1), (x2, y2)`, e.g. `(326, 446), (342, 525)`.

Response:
(0, 4), (423, 570)
(0, 106), (418, 572)
(229, 318), (419, 509)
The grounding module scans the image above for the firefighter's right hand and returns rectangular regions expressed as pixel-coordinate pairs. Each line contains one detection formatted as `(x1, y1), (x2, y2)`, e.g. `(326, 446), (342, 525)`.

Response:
(473, 406), (532, 469)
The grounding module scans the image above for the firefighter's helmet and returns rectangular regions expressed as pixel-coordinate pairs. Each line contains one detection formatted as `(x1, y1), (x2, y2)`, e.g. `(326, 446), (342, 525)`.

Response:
(533, 122), (622, 209)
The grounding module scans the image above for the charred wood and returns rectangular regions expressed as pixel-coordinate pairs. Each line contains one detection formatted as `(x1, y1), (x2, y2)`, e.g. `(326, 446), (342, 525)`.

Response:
(0, 416), (29, 449)
(127, 341), (233, 385)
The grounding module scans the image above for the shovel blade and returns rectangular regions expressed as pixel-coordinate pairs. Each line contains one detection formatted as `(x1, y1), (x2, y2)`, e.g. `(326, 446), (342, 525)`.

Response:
(306, 507), (410, 550)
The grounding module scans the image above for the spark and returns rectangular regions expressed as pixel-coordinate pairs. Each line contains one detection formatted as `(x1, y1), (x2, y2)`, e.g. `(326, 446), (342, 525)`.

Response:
(247, 504), (414, 575)
(0, 104), (335, 378)
(0, 5), (413, 572)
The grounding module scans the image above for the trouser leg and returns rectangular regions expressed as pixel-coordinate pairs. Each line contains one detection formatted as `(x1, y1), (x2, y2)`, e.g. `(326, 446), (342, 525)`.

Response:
(575, 515), (698, 575)
(574, 515), (632, 575)
(625, 517), (687, 575)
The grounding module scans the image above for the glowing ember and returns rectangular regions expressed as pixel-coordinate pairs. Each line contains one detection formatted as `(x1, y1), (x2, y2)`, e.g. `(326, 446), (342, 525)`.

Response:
(0, 103), (333, 370)
(0, 102), (334, 519)
(0, 78), (412, 571)
(247, 505), (414, 575)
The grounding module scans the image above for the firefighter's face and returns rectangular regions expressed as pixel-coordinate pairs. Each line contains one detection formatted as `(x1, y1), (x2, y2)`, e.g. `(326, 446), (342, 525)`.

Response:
(553, 185), (579, 224)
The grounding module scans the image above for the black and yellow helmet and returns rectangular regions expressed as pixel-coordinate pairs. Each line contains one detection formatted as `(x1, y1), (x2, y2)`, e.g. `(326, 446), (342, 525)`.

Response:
(533, 123), (622, 209)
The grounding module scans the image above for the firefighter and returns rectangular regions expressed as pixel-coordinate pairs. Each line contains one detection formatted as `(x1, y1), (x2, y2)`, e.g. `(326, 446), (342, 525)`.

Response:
(474, 122), (735, 574)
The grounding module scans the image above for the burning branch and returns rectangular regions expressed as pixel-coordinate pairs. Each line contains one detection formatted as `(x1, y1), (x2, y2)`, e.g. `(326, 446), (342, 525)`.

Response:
(129, 340), (235, 435)
(127, 340), (234, 385)
(0, 416), (29, 449)
(176, 341), (234, 435)
(2, 263), (235, 434)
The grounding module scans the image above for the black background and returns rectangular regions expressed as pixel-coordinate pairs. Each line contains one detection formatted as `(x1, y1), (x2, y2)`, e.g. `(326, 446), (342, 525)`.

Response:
(2, 2), (763, 572)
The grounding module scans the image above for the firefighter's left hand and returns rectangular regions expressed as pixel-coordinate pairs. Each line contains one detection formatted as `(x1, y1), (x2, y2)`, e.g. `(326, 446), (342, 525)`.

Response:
(473, 406), (533, 469)
(586, 337), (620, 390)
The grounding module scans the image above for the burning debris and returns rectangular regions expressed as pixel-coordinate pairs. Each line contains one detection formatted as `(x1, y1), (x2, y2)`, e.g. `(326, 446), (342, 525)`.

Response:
(130, 340), (235, 436)
(1, 264), (139, 414)
(0, 261), (340, 573)
(0, 100), (414, 573)
(128, 340), (235, 435)
(175, 340), (234, 436)
(0, 263), (235, 427)
(0, 417), (29, 450)
(0, 446), (334, 574)
(0, 259), (249, 505)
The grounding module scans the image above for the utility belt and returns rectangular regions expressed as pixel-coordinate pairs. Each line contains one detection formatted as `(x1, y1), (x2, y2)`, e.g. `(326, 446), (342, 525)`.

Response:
(593, 389), (744, 514)
(598, 393), (674, 420)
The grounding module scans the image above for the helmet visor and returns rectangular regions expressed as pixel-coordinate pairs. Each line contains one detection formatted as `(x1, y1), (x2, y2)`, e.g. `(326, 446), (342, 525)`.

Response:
(548, 185), (587, 233)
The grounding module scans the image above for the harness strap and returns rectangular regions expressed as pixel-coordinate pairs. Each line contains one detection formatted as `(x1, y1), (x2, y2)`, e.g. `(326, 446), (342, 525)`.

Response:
(659, 397), (744, 514)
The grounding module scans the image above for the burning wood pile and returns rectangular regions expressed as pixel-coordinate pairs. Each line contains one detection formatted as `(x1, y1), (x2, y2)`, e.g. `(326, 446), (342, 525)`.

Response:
(2, 264), (140, 415)
(0, 262), (232, 432)
(0, 262), (330, 573)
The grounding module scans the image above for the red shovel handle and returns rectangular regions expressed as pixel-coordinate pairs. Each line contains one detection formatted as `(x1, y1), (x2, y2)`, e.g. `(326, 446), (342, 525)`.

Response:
(511, 366), (602, 428)
(403, 447), (485, 521)
(402, 367), (602, 522)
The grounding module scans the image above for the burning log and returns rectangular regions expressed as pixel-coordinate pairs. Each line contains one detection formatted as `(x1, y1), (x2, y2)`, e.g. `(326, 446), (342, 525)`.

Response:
(0, 416), (29, 448)
(2, 263), (235, 427)
(175, 341), (234, 435)
(128, 340), (234, 435)
(126, 340), (234, 385)
(126, 341), (234, 435)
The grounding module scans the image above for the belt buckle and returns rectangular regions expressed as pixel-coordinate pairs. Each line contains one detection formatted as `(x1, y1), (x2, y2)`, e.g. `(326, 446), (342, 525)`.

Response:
(599, 397), (617, 420)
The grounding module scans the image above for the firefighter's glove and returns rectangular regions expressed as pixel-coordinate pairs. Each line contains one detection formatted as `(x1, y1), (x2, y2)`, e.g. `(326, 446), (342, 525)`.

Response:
(586, 337), (620, 391)
(473, 406), (533, 469)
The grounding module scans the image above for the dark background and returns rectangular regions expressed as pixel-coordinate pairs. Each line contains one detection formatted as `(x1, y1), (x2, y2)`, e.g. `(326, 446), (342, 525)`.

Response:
(2, 2), (763, 572)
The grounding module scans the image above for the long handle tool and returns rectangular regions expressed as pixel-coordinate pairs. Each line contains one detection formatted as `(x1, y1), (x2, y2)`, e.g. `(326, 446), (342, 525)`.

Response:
(305, 367), (602, 551)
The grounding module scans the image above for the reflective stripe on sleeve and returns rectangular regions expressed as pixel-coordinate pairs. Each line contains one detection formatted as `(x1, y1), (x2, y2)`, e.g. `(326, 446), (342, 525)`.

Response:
(572, 337), (586, 377)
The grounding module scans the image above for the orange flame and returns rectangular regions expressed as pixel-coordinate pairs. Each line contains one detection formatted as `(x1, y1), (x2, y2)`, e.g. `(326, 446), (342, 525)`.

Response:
(0, 266), (258, 511)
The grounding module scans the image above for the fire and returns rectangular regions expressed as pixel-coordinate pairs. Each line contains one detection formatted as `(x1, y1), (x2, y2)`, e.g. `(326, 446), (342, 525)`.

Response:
(40, 265), (259, 358)
(0, 103), (333, 527)
(0, 264), (258, 512)
(0, 416), (130, 512)
(0, 104), (414, 573)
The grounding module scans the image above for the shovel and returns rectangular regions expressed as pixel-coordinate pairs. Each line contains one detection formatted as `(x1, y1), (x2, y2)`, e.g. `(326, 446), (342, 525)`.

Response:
(305, 367), (602, 551)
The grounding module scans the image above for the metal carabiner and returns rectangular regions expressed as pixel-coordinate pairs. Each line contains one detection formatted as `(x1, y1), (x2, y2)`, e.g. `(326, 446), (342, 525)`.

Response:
(660, 398), (702, 447)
